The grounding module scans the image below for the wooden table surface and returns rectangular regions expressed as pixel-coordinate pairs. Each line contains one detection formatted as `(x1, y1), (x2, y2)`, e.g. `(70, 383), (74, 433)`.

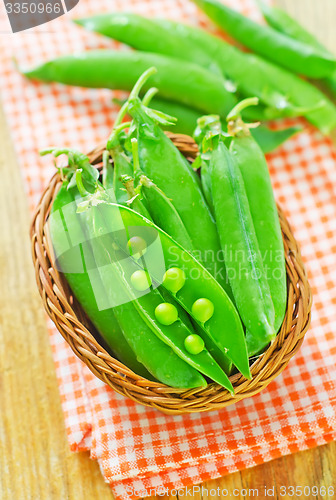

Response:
(1, 1), (336, 499)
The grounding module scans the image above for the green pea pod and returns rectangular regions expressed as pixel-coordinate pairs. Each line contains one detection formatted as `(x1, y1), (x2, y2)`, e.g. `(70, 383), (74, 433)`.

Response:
(127, 96), (231, 293)
(199, 128), (276, 351)
(21, 50), (236, 118)
(74, 12), (336, 133)
(227, 100), (287, 353)
(140, 175), (194, 252)
(258, 0), (336, 97)
(78, 198), (232, 391)
(49, 183), (152, 379)
(108, 123), (196, 252)
(191, 0), (336, 79)
(98, 201), (250, 379)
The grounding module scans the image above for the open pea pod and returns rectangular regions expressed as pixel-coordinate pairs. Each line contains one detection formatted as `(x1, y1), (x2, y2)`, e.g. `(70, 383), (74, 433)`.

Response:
(44, 147), (207, 389)
(97, 199), (250, 379)
(79, 198), (234, 391)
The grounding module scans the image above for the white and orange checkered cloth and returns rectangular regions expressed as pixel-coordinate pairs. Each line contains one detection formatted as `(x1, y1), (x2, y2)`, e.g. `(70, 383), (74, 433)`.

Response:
(1, 0), (336, 498)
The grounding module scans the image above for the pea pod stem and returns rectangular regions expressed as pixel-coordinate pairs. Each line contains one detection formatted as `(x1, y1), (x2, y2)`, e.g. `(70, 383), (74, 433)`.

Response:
(142, 87), (159, 106)
(113, 101), (129, 128)
(131, 138), (140, 174)
(115, 94), (293, 140)
(227, 97), (259, 121)
(40, 147), (99, 193)
(75, 169), (89, 197)
(129, 66), (157, 100)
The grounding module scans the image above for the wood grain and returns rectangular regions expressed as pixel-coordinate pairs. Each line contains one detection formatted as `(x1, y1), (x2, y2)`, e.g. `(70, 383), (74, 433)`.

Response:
(0, 1), (335, 499)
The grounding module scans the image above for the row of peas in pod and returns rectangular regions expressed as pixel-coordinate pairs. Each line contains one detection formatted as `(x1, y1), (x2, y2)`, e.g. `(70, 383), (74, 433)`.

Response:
(131, 265), (213, 353)
(46, 69), (286, 392)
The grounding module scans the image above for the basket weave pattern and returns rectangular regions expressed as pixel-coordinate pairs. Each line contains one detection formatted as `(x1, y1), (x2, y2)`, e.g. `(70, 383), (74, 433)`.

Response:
(31, 133), (312, 414)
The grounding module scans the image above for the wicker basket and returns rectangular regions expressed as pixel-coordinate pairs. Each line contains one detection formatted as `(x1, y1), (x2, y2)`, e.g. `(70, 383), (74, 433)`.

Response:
(31, 133), (312, 414)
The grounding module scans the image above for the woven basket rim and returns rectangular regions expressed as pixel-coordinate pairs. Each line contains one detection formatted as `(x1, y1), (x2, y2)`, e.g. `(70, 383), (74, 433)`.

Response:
(30, 133), (312, 414)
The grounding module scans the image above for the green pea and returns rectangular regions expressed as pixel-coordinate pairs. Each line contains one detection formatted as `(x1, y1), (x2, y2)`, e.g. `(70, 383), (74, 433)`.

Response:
(184, 334), (205, 355)
(154, 302), (178, 326)
(191, 298), (214, 323)
(127, 236), (147, 260)
(130, 270), (152, 291)
(162, 267), (186, 294)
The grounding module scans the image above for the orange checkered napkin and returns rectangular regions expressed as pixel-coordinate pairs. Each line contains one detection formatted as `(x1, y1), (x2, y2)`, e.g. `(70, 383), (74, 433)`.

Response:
(1, 0), (336, 498)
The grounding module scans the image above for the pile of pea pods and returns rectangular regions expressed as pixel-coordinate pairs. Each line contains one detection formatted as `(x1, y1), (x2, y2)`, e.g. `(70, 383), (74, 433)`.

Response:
(45, 67), (288, 392)
(22, 0), (336, 151)
(31, 1), (336, 390)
